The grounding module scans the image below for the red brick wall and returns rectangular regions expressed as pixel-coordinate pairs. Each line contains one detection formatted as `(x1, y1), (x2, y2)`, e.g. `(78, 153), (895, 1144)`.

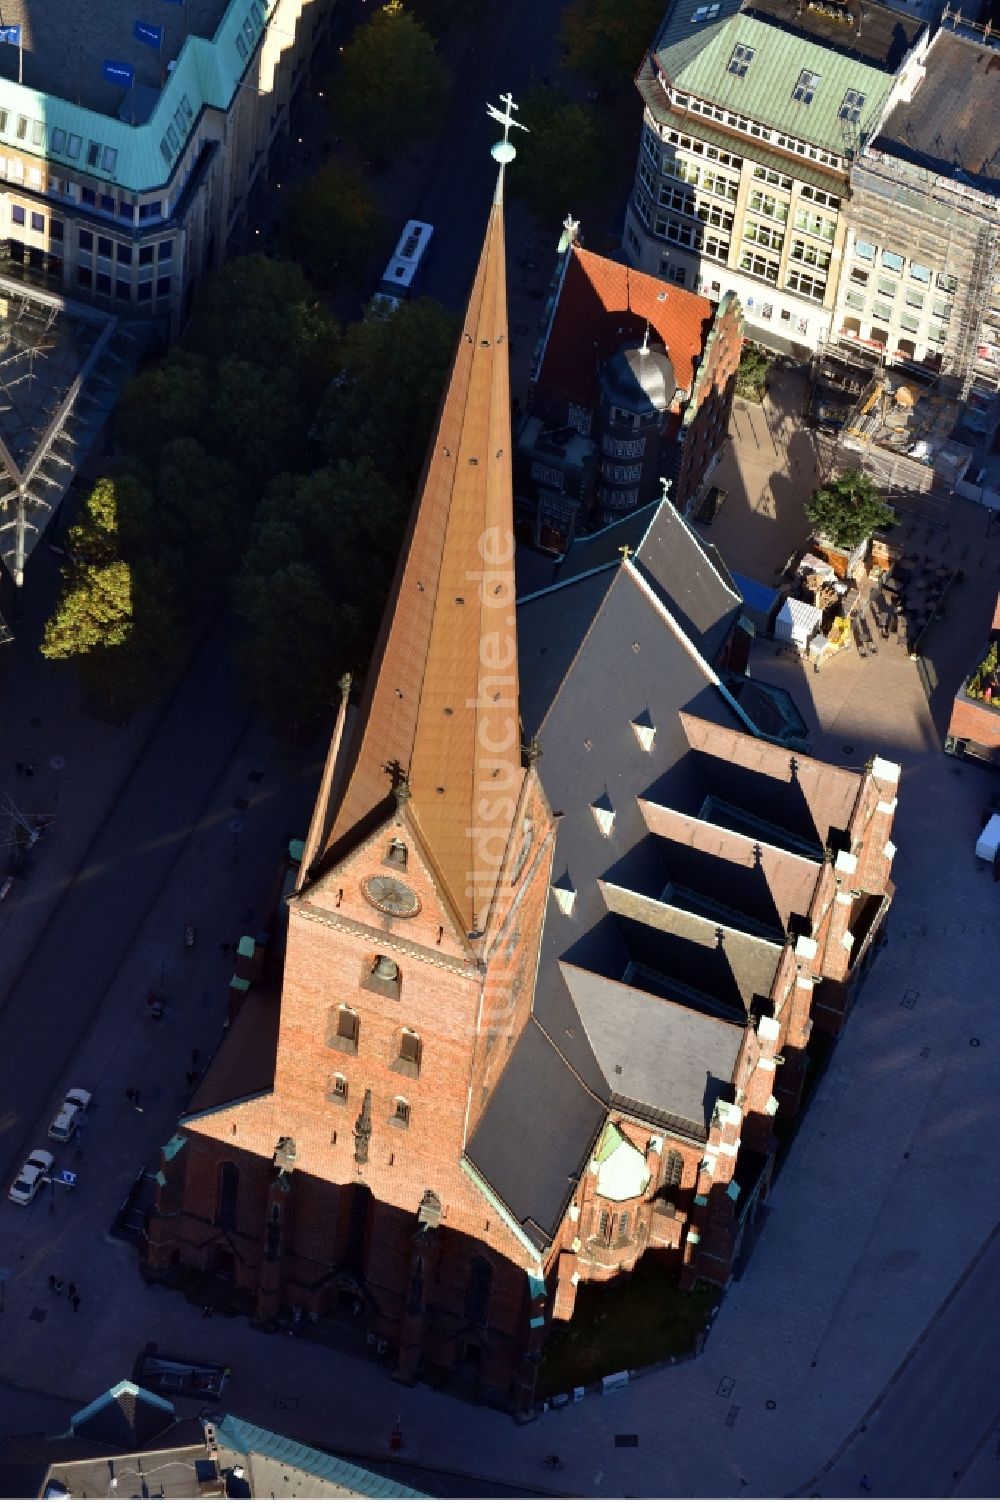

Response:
(948, 695), (1000, 753)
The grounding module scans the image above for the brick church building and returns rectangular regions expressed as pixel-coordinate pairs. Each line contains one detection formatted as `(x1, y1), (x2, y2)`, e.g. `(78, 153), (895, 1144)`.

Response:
(145, 143), (900, 1412)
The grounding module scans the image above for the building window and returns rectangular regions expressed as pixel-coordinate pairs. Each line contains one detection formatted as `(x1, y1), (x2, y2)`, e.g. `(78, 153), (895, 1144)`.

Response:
(786, 268), (826, 302)
(790, 238), (831, 271)
(391, 1097), (411, 1128)
(50, 127), (66, 154)
(597, 1208), (611, 1242)
(50, 218), (63, 242)
(235, 32), (248, 63)
(385, 838), (408, 869)
(876, 276), (896, 298)
(10, 204), (24, 226)
(100, 193), (115, 215)
(116, 242), (132, 265)
(81, 187), (96, 207)
(158, 238), (174, 261)
(904, 289), (924, 310)
(156, 275), (172, 298)
(138, 244), (154, 266)
(854, 240), (876, 262)
(86, 141), (100, 168)
(617, 1211), (630, 1243)
(792, 68), (821, 104)
(138, 200), (163, 222)
(216, 1161), (239, 1229)
(900, 313), (920, 334)
(845, 290), (865, 310)
(328, 1072), (348, 1104)
(881, 250), (904, 273)
(30, 211), (43, 233)
(839, 88), (866, 122)
(747, 191), (788, 224)
(937, 272), (958, 295)
(76, 266), (92, 289)
(97, 236), (112, 258)
(395, 1028), (422, 1077)
(115, 279), (130, 302)
(96, 272), (111, 294)
(728, 42), (755, 76)
(909, 262), (931, 285)
(328, 1006), (359, 1054)
(793, 208), (835, 242)
(464, 1257), (493, 1325)
(744, 218), (783, 251)
(927, 323), (946, 344)
(664, 1150), (684, 1186)
(137, 282), (152, 303)
(690, 3), (721, 19)
(850, 267), (869, 287)
(871, 299), (892, 321)
(739, 249), (780, 284)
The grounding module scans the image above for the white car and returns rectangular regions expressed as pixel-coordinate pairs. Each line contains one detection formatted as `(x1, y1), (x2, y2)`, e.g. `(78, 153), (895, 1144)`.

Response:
(48, 1087), (92, 1143)
(9, 1149), (54, 1205)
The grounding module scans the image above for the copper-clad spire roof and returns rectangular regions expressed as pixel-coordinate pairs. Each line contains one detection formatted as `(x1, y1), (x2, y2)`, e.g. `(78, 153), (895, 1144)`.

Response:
(318, 163), (522, 934)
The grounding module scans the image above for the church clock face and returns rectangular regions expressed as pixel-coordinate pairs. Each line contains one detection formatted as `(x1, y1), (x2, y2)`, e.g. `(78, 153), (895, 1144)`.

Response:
(362, 873), (421, 918)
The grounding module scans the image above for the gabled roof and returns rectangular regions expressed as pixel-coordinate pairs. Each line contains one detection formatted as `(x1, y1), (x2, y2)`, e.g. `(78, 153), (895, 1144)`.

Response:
(62, 1381), (177, 1449)
(533, 246), (713, 410)
(560, 963), (744, 1134)
(214, 1414), (429, 1498)
(651, 0), (922, 153)
(314, 170), (523, 934)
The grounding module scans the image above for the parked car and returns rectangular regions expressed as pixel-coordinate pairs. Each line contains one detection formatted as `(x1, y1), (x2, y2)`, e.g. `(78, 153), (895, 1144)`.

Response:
(48, 1087), (92, 1143)
(9, 1149), (54, 1204)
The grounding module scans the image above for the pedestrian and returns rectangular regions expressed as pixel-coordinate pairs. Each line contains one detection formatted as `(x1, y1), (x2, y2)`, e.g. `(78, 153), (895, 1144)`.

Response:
(132, 1087), (143, 1112)
(54, 1279), (64, 1297)
(14, 761), (23, 776)
(191, 1048), (200, 1067)
(860, 1476), (872, 1492)
(68, 1283), (77, 1299)
(202, 1304), (213, 1320)
(47, 1274), (56, 1292)
(71, 1294), (80, 1314)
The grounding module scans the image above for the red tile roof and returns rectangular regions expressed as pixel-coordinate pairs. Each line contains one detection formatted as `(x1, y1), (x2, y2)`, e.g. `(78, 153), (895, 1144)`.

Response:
(535, 246), (715, 409)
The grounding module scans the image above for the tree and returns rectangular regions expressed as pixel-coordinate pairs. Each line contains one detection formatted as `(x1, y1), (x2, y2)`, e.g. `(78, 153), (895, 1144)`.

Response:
(115, 351), (208, 459)
(184, 254), (339, 401)
(318, 298), (457, 495)
(284, 163), (387, 291)
(734, 344), (770, 402)
(407, 0), (479, 37)
(209, 358), (302, 480)
(42, 474), (185, 710)
(156, 438), (244, 593)
(235, 460), (408, 726)
(338, 2), (451, 163)
(562, 0), (663, 91)
(512, 90), (611, 228)
(805, 470), (896, 551)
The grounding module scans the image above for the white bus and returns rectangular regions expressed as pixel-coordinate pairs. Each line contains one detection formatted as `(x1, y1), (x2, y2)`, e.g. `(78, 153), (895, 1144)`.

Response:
(373, 220), (434, 311)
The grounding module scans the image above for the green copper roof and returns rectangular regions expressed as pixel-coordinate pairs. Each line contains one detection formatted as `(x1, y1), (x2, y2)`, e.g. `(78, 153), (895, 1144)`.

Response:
(594, 1120), (623, 1165)
(654, 5), (905, 153)
(0, 0), (277, 193)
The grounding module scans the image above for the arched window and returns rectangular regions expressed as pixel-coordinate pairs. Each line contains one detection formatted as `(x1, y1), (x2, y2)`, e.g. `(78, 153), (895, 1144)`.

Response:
(464, 1257), (493, 1326)
(328, 1072), (348, 1104)
(394, 1027), (421, 1077)
(664, 1150), (683, 1188)
(328, 1005), (359, 1054)
(385, 839), (408, 869)
(216, 1161), (239, 1229)
(391, 1097), (410, 1129)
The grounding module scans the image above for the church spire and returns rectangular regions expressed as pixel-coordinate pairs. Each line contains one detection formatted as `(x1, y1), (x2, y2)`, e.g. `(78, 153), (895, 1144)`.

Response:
(316, 100), (527, 937)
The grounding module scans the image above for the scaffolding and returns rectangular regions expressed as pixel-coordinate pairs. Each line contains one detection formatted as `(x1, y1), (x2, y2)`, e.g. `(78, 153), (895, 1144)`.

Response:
(845, 147), (1000, 413)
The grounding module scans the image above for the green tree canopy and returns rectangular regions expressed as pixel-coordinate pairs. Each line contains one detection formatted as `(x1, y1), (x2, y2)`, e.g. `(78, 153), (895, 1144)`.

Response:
(512, 89), (611, 227)
(337, 1), (451, 162)
(805, 469), (896, 551)
(208, 357), (302, 479)
(562, 0), (663, 89)
(115, 351), (208, 459)
(155, 438), (244, 590)
(235, 461), (406, 725)
(184, 254), (340, 402)
(64, 474), (155, 567)
(283, 162), (387, 291)
(318, 298), (457, 495)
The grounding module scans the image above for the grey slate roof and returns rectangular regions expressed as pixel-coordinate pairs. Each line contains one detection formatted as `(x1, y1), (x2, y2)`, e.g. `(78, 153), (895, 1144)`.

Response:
(560, 963), (744, 1136)
(465, 1020), (606, 1251)
(875, 28), (1000, 192)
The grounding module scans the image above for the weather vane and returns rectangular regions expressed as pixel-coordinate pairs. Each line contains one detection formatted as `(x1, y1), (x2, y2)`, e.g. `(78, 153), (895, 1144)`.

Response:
(487, 92), (528, 164)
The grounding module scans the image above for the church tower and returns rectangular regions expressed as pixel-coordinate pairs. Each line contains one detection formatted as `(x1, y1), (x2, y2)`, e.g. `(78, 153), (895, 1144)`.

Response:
(146, 101), (556, 1409)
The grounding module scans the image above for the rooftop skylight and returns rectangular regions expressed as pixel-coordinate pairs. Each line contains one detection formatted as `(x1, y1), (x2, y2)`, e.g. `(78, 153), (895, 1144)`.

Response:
(792, 68), (822, 105)
(728, 43), (756, 77)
